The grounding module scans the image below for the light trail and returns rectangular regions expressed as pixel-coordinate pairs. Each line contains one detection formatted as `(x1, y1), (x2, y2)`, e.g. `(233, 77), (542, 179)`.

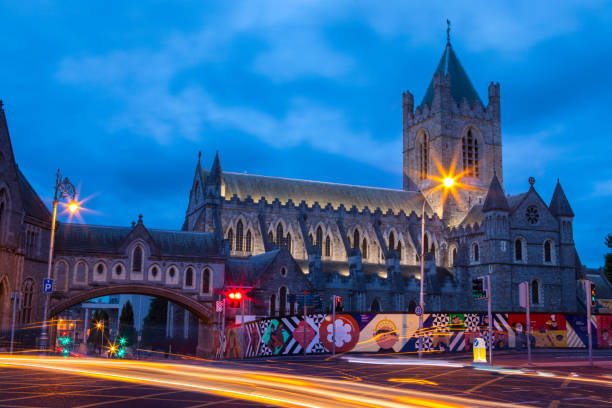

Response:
(0, 355), (528, 408)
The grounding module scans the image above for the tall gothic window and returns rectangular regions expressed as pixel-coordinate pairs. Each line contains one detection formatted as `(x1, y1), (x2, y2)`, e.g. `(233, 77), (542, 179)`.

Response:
(397, 241), (402, 260)
(132, 246), (143, 273)
(316, 226), (323, 249)
(452, 247), (457, 266)
(419, 133), (428, 179)
(473, 243), (480, 262)
(325, 235), (331, 257)
(227, 229), (234, 250)
(276, 223), (283, 247)
(185, 267), (194, 287)
(21, 278), (34, 324)
(531, 279), (540, 304)
(269, 231), (274, 245)
(286, 233), (292, 253)
(515, 238), (523, 261)
(353, 229), (360, 249)
(462, 129), (480, 177)
(544, 240), (552, 263)
(423, 234), (429, 254)
(245, 230), (252, 252)
(236, 220), (244, 251)
(388, 232), (395, 254)
(361, 238), (368, 260)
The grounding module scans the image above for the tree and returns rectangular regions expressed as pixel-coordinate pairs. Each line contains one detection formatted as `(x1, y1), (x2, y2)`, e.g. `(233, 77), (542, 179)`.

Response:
(87, 309), (109, 354)
(118, 300), (137, 346)
(141, 297), (168, 350)
(604, 234), (612, 283)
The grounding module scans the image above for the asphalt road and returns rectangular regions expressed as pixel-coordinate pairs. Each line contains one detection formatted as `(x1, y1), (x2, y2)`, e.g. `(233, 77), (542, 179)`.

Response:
(0, 352), (610, 407)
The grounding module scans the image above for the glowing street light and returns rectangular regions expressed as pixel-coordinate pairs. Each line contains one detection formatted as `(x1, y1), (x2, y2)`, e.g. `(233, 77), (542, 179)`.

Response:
(40, 169), (81, 353)
(443, 177), (455, 188)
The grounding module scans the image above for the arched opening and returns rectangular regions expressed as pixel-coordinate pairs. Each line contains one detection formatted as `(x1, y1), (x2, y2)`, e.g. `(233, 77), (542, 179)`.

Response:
(325, 235), (331, 257)
(132, 246), (143, 273)
(353, 229), (360, 249)
(54, 261), (68, 292)
(316, 226), (323, 249)
(531, 279), (541, 305)
(544, 240), (552, 263)
(388, 231), (395, 254)
(419, 132), (428, 180)
(236, 220), (244, 251)
(286, 233), (292, 254)
(245, 230), (252, 252)
(202, 268), (211, 294)
(227, 228), (234, 251)
(370, 298), (381, 313)
(185, 267), (194, 288)
(452, 247), (457, 266)
(462, 128), (479, 177)
(423, 234), (429, 254)
(407, 299), (417, 313)
(515, 238), (523, 262)
(269, 231), (274, 245)
(21, 278), (35, 324)
(75, 261), (88, 284)
(276, 222), (284, 248)
(397, 241), (402, 261)
(361, 238), (368, 260)
(279, 287), (287, 316)
(473, 243), (480, 262)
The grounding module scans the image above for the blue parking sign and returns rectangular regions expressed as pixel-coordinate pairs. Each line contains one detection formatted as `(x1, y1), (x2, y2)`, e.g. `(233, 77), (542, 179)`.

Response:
(43, 278), (53, 293)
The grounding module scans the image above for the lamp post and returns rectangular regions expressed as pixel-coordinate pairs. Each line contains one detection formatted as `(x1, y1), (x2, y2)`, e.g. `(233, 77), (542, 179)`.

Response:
(39, 169), (79, 352)
(418, 177), (455, 359)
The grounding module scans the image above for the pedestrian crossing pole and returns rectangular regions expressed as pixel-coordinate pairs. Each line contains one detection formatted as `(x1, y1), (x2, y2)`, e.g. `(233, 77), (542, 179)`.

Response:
(586, 280), (593, 366)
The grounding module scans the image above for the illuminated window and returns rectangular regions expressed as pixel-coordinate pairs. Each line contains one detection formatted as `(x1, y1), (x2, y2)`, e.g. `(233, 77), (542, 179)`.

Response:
(132, 246), (143, 273)
(419, 132), (428, 179)
(227, 228), (234, 250)
(462, 129), (479, 177)
(245, 230), (252, 252)
(236, 220), (244, 251)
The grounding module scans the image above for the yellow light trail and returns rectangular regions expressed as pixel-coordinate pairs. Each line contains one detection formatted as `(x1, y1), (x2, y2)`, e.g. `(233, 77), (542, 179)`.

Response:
(0, 355), (531, 408)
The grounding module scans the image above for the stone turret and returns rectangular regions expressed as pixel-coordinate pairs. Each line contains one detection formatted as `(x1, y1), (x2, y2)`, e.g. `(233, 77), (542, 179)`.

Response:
(550, 179), (575, 267)
(481, 173), (510, 263)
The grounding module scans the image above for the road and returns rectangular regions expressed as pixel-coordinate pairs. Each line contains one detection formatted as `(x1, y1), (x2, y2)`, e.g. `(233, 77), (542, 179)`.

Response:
(0, 353), (610, 407)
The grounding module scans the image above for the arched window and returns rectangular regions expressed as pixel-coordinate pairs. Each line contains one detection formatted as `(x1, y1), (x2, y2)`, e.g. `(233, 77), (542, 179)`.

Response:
(353, 229), (360, 249)
(279, 287), (287, 316)
(168, 267), (176, 278)
(286, 233), (292, 253)
(544, 240), (552, 263)
(132, 246), (143, 273)
(96, 263), (104, 275)
(462, 129), (479, 177)
(452, 247), (457, 266)
(54, 261), (68, 292)
(202, 268), (211, 293)
(430, 242), (436, 254)
(473, 243), (480, 262)
(245, 230), (252, 252)
(407, 300), (417, 313)
(75, 261), (87, 284)
(20, 278), (34, 324)
(185, 267), (194, 287)
(276, 222), (284, 247)
(423, 234), (429, 254)
(515, 238), (523, 262)
(371, 299), (381, 313)
(361, 238), (368, 260)
(316, 226), (323, 249)
(270, 294), (276, 316)
(227, 229), (234, 251)
(236, 220), (244, 251)
(397, 241), (402, 260)
(115, 264), (123, 276)
(389, 232), (395, 254)
(419, 132), (428, 179)
(309, 233), (314, 246)
(531, 279), (540, 304)
(269, 231), (274, 245)
(325, 235), (331, 257)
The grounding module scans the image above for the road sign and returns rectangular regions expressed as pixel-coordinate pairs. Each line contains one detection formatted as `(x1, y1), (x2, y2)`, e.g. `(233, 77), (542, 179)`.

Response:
(473, 337), (487, 363)
(215, 300), (224, 312)
(43, 278), (53, 293)
(414, 305), (423, 316)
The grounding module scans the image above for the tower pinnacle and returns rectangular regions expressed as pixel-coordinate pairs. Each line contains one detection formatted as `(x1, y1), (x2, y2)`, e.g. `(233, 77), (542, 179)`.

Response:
(446, 19), (451, 46)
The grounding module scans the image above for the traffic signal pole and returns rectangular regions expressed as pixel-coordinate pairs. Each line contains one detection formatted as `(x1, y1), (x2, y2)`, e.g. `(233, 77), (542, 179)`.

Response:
(487, 275), (493, 366)
(332, 295), (336, 357)
(241, 299), (245, 360)
(303, 291), (307, 357)
(586, 280), (593, 366)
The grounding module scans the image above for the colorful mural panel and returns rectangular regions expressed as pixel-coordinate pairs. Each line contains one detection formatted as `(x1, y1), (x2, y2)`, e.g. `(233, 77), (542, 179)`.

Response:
(216, 312), (612, 359)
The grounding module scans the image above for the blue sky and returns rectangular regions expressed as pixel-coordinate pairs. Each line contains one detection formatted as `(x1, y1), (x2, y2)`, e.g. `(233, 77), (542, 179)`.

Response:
(1, 1), (611, 267)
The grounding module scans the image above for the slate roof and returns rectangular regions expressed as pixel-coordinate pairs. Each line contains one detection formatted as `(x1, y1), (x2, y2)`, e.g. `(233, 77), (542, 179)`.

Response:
(420, 43), (484, 108)
(226, 250), (280, 284)
(458, 204), (483, 228)
(585, 269), (612, 300)
(549, 181), (574, 217)
(482, 173), (509, 212)
(203, 170), (432, 215)
(17, 169), (51, 222)
(296, 259), (450, 281)
(507, 193), (527, 211)
(54, 223), (219, 257)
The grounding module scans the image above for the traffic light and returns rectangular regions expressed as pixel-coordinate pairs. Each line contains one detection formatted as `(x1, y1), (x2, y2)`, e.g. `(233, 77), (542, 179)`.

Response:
(334, 296), (343, 313)
(591, 284), (596, 307)
(472, 278), (486, 299)
(228, 291), (243, 308)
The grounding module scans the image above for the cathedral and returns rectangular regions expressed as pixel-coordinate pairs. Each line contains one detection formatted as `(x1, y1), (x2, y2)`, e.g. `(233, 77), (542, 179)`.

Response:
(1, 34), (609, 347)
(182, 36), (599, 316)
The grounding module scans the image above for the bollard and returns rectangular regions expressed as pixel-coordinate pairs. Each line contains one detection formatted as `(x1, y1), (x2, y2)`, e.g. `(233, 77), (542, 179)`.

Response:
(473, 337), (487, 364)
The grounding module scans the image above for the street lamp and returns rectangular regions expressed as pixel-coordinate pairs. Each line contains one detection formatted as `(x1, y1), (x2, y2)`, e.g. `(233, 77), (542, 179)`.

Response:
(39, 169), (79, 352)
(418, 176), (455, 359)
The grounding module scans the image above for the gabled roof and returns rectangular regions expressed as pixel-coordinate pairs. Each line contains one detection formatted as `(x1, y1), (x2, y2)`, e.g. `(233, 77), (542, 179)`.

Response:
(482, 173), (509, 212)
(507, 192), (528, 212)
(458, 204), (483, 228)
(202, 169), (431, 215)
(420, 43), (483, 108)
(55, 223), (219, 257)
(17, 169), (51, 222)
(549, 180), (574, 217)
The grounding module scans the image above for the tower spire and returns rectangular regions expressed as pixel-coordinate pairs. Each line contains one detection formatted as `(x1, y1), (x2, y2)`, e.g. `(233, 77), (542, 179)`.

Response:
(446, 19), (451, 47)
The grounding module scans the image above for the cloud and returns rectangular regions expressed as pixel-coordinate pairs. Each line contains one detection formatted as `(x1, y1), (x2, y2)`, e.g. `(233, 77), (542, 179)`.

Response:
(504, 126), (568, 177)
(592, 179), (612, 197)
